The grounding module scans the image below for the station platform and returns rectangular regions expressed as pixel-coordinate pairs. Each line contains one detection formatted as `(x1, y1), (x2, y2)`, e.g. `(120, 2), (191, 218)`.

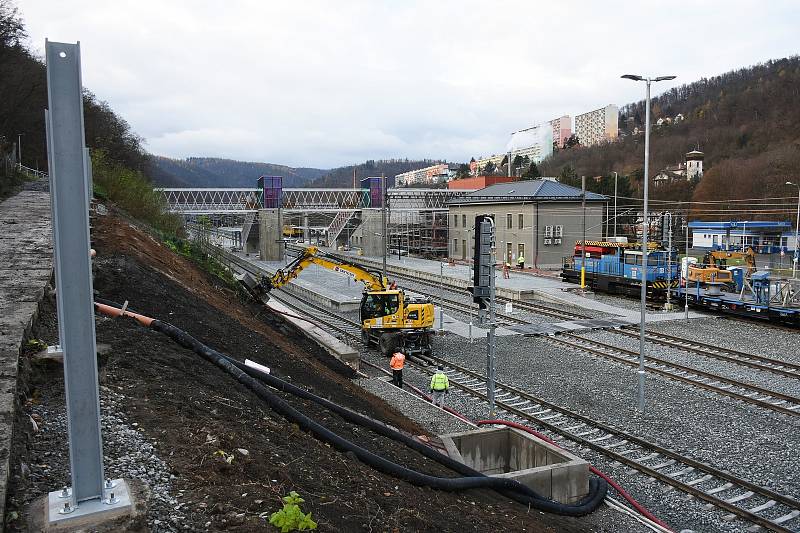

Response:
(230, 251), (363, 311)
(323, 249), (706, 323)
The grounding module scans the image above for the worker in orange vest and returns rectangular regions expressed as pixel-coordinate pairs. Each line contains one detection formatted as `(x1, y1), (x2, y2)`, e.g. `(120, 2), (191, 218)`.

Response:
(390, 350), (406, 388)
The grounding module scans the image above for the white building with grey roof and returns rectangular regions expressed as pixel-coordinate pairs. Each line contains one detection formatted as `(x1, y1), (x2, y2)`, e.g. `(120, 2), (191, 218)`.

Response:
(447, 179), (608, 268)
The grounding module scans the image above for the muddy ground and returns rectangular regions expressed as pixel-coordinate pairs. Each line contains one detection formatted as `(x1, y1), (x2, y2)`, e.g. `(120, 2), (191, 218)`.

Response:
(6, 209), (595, 532)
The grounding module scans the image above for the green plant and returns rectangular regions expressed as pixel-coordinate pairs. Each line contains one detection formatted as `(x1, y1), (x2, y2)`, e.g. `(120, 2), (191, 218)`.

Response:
(269, 491), (317, 532)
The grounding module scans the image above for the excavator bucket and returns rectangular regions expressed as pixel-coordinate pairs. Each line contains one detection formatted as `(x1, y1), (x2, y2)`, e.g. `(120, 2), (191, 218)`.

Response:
(236, 271), (271, 302)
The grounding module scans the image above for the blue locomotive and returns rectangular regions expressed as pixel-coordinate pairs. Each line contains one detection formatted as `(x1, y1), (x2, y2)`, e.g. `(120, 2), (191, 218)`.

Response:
(561, 240), (680, 297)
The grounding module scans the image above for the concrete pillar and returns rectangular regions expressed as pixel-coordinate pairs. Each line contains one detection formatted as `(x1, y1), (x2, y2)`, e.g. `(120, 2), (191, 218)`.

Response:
(360, 209), (384, 257)
(259, 208), (284, 261)
(303, 214), (310, 243)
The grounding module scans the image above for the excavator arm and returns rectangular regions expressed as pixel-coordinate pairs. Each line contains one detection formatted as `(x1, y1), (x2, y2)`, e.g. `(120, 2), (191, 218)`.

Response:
(263, 246), (387, 293)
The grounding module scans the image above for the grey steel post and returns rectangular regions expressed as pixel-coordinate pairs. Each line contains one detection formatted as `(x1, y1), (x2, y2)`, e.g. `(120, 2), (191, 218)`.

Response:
(382, 173), (387, 279)
(788, 182), (800, 279)
(684, 222), (689, 320)
(581, 176), (586, 288)
(485, 218), (497, 418)
(613, 171), (618, 237)
(17, 132), (23, 166)
(45, 40), (105, 503)
(666, 212), (672, 309)
(438, 261), (444, 333)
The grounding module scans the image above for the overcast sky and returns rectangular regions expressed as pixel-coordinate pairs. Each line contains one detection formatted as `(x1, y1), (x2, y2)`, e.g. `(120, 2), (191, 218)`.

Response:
(18, 1), (799, 169)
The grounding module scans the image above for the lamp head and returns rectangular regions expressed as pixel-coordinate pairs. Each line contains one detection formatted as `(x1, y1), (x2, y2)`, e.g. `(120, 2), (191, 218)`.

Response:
(654, 75), (677, 81)
(787, 181), (797, 186)
(621, 74), (644, 81)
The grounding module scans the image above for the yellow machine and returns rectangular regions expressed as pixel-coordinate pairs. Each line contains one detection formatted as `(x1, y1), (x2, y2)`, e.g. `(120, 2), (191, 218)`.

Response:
(687, 248), (757, 286)
(243, 246), (435, 356)
(282, 225), (303, 238)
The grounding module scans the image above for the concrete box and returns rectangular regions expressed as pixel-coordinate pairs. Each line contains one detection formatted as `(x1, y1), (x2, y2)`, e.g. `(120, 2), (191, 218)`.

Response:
(440, 427), (589, 504)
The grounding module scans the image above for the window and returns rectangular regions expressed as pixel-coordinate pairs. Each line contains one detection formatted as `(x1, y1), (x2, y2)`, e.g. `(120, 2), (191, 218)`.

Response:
(462, 214), (467, 227)
(507, 214), (513, 229)
(518, 214), (524, 229)
(453, 239), (458, 252)
(360, 293), (400, 320)
(506, 242), (512, 262)
(625, 254), (642, 265)
(453, 214), (458, 228)
(518, 243), (525, 261)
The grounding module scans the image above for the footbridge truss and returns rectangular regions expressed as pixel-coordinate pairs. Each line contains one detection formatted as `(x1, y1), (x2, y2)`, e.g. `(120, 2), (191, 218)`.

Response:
(158, 187), (473, 215)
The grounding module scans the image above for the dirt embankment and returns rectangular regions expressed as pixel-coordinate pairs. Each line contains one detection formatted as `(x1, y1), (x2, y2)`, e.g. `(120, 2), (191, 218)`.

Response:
(9, 210), (591, 532)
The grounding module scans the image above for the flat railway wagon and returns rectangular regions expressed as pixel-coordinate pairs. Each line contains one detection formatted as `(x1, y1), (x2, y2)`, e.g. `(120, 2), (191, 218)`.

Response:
(561, 240), (679, 298)
(679, 271), (800, 327)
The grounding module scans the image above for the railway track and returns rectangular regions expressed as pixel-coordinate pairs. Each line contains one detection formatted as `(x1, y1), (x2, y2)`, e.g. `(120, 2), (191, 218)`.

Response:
(549, 333), (800, 417)
(615, 327), (800, 380)
(226, 246), (800, 530)
(407, 355), (800, 533)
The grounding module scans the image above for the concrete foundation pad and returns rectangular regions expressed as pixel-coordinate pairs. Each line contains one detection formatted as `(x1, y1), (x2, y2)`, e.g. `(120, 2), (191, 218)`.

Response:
(28, 479), (149, 532)
(441, 426), (589, 504)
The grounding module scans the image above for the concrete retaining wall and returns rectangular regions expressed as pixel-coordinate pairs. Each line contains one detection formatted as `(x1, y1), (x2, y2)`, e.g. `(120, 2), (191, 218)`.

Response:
(0, 191), (54, 530)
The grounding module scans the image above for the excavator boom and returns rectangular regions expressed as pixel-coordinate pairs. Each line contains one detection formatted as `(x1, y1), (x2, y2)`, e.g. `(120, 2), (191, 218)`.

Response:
(265, 246), (387, 292)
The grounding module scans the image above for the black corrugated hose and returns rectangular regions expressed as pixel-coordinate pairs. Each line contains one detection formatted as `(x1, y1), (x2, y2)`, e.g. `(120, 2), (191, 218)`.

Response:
(95, 300), (606, 516)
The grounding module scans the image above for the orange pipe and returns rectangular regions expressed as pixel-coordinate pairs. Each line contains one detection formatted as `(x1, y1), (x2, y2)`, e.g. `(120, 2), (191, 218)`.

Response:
(93, 302), (154, 327)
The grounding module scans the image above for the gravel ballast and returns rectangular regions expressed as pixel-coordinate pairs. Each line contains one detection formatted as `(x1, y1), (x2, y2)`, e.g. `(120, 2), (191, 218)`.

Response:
(390, 330), (800, 532)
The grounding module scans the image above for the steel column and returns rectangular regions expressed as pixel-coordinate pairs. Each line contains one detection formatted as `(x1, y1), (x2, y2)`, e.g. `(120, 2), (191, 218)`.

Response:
(45, 40), (105, 504)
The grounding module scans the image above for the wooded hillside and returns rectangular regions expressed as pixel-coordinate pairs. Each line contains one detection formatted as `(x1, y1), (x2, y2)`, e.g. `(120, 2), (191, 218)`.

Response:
(148, 156), (327, 188)
(539, 56), (800, 218)
(0, 0), (148, 176)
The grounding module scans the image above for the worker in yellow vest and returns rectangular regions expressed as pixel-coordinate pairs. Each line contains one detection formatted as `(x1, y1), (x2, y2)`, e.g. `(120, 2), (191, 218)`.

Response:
(517, 254), (525, 269)
(429, 365), (450, 407)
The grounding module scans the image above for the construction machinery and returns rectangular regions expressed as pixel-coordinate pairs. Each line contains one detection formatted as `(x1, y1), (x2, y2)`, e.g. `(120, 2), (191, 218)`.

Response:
(240, 246), (434, 357)
(687, 248), (757, 287)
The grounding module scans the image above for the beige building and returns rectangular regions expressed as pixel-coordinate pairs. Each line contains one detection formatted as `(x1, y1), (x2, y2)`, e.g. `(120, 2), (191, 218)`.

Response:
(447, 179), (607, 268)
(574, 104), (619, 147)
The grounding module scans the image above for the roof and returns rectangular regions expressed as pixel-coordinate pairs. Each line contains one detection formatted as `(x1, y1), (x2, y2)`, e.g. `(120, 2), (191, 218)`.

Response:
(448, 179), (607, 205)
(688, 220), (791, 230)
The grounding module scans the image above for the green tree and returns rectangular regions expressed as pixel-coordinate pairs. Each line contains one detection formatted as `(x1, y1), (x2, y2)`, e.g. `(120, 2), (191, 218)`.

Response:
(522, 161), (541, 180)
(483, 161), (496, 174)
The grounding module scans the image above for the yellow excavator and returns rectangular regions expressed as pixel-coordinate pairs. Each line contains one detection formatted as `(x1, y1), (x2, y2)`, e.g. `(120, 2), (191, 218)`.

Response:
(687, 248), (757, 286)
(240, 246), (435, 356)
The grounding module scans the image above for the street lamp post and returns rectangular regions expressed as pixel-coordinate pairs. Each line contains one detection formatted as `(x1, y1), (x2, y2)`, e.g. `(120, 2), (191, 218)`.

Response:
(622, 73), (676, 411)
(787, 181), (800, 279)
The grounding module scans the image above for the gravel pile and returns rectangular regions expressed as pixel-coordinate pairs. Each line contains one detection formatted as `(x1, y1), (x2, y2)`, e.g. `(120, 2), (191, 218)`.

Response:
(648, 317), (800, 364)
(26, 385), (191, 532)
(576, 329), (800, 397)
(413, 333), (800, 532)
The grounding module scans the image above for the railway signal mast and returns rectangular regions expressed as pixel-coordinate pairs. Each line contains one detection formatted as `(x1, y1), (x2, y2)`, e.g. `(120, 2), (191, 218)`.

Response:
(472, 215), (497, 417)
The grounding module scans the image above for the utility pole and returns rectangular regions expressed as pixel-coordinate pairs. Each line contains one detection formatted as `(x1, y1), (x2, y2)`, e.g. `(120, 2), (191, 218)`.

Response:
(17, 133), (23, 166)
(665, 212), (672, 310)
(438, 261), (444, 333)
(684, 221), (689, 320)
(787, 181), (800, 279)
(381, 173), (387, 279)
(581, 175), (586, 288)
(613, 171), (618, 237)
